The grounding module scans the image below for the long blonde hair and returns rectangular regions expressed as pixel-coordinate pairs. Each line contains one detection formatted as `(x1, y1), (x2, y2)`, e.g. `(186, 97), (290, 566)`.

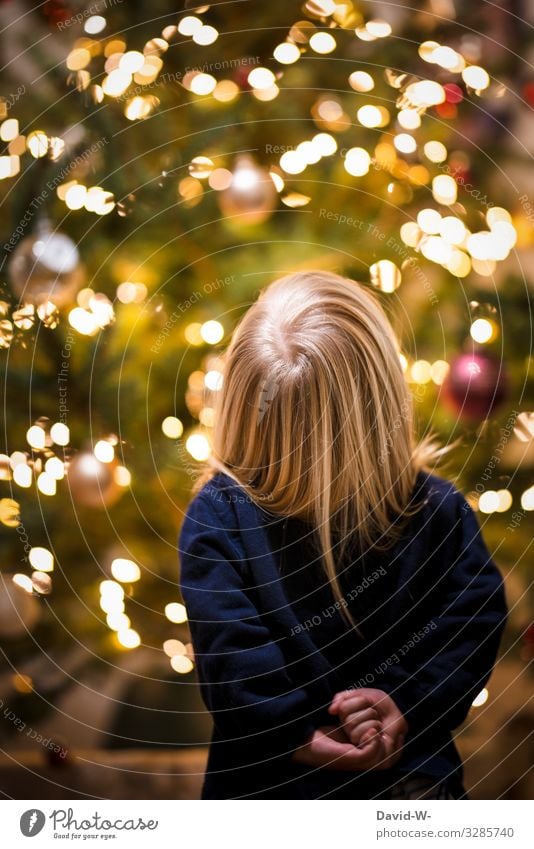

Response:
(197, 270), (438, 624)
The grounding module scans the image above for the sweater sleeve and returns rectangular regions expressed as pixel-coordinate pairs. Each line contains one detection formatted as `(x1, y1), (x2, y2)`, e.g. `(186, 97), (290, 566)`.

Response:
(379, 491), (508, 733)
(178, 492), (317, 758)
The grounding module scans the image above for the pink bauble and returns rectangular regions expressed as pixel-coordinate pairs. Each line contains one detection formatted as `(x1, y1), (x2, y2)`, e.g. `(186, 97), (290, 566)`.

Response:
(442, 351), (508, 420)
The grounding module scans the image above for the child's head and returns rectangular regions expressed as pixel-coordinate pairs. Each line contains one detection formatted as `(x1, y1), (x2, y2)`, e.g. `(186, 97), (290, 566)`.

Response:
(207, 271), (434, 604)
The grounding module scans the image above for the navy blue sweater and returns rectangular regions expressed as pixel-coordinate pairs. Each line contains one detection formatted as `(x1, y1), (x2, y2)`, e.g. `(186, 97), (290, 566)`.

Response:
(179, 471), (507, 799)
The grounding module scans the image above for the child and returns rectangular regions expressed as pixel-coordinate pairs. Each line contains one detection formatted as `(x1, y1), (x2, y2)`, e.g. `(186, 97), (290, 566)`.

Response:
(179, 270), (507, 800)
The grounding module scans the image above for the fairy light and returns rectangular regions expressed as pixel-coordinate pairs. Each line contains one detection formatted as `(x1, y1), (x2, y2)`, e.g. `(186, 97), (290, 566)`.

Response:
(102, 69), (132, 97)
(357, 104), (388, 128)
(248, 67), (276, 90)
(50, 422), (69, 445)
(27, 131), (48, 158)
(472, 688), (489, 707)
(398, 109), (420, 130)
(369, 260), (401, 293)
(178, 16), (202, 36)
(424, 141), (447, 163)
(417, 209), (442, 235)
(13, 574), (33, 593)
(117, 628), (141, 649)
(114, 466), (131, 487)
(125, 96), (158, 120)
(185, 432), (211, 461)
(190, 73), (216, 95)
(106, 612), (130, 631)
(466, 232), (493, 260)
(200, 320), (224, 344)
(279, 150), (307, 174)
(252, 85), (279, 102)
(479, 491), (500, 513)
(100, 580), (124, 600)
(487, 207), (512, 227)
(317, 99), (343, 122)
(447, 249), (471, 277)
(311, 133), (337, 156)
(26, 425), (46, 450)
(297, 141), (321, 165)
(163, 639), (186, 658)
(66, 48), (91, 71)
(309, 32), (336, 54)
(462, 66), (490, 91)
(432, 174), (457, 205)
(348, 71), (374, 92)
(85, 15), (106, 34)
(170, 655), (194, 674)
(405, 80), (445, 108)
(366, 20), (392, 38)
(213, 81), (239, 103)
(419, 41), (440, 62)
(192, 25), (219, 46)
(204, 370), (223, 391)
(470, 318), (495, 344)
(410, 360), (432, 384)
(134, 57), (162, 85)
(29, 547), (54, 572)
(344, 147), (371, 177)
(432, 46), (464, 71)
(430, 360), (449, 385)
(185, 323), (203, 345)
(94, 440), (114, 463)
(100, 593), (125, 614)
(400, 222), (421, 247)
(394, 133), (416, 154)
(165, 602), (187, 623)
(162, 416), (184, 438)
(13, 464), (32, 488)
(421, 236), (452, 264)
(0, 119), (19, 141)
(68, 307), (98, 336)
(520, 486), (534, 510)
(11, 452), (28, 469)
(65, 184), (87, 210)
(111, 558), (141, 583)
(496, 490), (512, 512)
(439, 216), (467, 245)
(0, 155), (20, 179)
(274, 42), (300, 64)
(119, 51), (145, 74)
(37, 473), (56, 496)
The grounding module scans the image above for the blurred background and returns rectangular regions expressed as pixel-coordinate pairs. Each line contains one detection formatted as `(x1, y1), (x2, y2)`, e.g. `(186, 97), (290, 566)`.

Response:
(0, 0), (532, 799)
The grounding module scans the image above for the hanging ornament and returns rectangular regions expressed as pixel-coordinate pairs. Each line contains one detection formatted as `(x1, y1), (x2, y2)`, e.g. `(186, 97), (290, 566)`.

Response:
(0, 577), (40, 638)
(441, 350), (508, 421)
(217, 155), (277, 225)
(66, 451), (121, 508)
(8, 224), (84, 306)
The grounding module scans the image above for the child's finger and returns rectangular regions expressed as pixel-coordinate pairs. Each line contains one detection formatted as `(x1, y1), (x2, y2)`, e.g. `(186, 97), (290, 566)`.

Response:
(348, 719), (382, 747)
(335, 694), (376, 720)
(328, 690), (354, 714)
(340, 707), (379, 729)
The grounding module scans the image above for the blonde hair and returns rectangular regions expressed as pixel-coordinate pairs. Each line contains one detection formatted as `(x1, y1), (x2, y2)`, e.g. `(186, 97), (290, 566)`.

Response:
(197, 271), (438, 625)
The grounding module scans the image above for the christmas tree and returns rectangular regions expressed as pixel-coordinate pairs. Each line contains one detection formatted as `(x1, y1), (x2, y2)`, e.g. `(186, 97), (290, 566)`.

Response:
(0, 0), (532, 797)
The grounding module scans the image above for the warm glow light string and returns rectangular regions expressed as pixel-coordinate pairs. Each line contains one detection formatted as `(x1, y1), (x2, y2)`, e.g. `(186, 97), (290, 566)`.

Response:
(0, 1), (531, 669)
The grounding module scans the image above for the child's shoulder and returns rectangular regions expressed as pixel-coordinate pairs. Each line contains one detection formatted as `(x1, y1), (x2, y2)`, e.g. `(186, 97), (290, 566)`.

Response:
(414, 470), (470, 519)
(182, 472), (264, 528)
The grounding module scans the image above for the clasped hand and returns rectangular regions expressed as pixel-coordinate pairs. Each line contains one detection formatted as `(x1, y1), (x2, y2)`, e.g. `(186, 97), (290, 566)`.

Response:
(292, 688), (407, 772)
